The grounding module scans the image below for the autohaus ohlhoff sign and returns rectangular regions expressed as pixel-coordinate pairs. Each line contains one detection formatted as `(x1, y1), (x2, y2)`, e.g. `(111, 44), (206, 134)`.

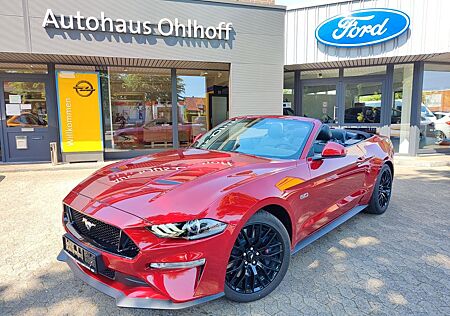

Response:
(315, 8), (410, 47)
(42, 9), (233, 40)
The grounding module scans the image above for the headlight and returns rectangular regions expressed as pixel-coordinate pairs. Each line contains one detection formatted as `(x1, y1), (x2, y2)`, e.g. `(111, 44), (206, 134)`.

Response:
(149, 219), (227, 240)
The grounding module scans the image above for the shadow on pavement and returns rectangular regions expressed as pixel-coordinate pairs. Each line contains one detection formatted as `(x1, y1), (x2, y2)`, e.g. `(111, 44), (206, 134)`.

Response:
(394, 168), (450, 183)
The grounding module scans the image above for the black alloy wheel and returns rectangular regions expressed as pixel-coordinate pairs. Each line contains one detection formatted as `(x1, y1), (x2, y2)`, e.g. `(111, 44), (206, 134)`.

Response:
(378, 169), (392, 209)
(225, 211), (290, 302)
(365, 164), (393, 215)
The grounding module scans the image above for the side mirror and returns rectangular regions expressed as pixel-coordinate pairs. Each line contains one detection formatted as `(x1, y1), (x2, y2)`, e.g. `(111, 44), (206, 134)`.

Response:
(321, 142), (346, 158)
(192, 133), (204, 144)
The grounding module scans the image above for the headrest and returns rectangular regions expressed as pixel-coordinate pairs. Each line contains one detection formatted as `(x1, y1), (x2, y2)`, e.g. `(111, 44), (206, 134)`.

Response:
(331, 129), (346, 141)
(317, 125), (332, 141)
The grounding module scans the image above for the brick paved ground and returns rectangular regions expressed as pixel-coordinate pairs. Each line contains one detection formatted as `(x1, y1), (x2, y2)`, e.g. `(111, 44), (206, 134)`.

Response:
(0, 165), (449, 315)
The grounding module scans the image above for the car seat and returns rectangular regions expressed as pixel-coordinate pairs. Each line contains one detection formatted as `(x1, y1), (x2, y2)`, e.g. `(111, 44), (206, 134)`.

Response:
(331, 129), (347, 144)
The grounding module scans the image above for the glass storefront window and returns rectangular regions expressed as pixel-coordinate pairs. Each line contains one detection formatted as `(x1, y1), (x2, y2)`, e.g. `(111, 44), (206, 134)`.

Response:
(3, 81), (48, 128)
(344, 66), (386, 77)
(390, 64), (414, 153)
(344, 82), (383, 124)
(0, 63), (48, 74)
(420, 63), (450, 151)
(177, 69), (229, 147)
(302, 85), (337, 123)
(102, 67), (173, 151)
(300, 69), (338, 80)
(283, 72), (294, 115)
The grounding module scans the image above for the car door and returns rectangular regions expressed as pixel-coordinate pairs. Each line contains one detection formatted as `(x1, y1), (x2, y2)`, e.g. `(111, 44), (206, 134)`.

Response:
(295, 142), (367, 240)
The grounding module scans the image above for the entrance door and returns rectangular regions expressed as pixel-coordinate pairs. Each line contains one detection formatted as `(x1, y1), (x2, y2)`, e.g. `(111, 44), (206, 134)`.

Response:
(342, 79), (386, 126)
(210, 95), (228, 128)
(299, 75), (388, 128)
(0, 77), (56, 162)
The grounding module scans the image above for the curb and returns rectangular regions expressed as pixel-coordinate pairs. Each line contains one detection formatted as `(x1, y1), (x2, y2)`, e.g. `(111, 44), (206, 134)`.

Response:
(394, 161), (450, 167)
(393, 156), (450, 168)
(0, 162), (114, 174)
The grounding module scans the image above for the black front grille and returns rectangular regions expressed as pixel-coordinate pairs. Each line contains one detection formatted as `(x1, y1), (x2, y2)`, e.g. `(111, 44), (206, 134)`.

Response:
(65, 205), (140, 258)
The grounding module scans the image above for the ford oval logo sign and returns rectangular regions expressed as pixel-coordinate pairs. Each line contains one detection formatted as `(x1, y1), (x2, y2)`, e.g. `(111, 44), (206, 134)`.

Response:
(315, 8), (410, 47)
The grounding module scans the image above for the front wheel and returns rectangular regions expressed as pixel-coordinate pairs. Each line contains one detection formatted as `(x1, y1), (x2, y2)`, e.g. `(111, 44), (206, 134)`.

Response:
(224, 211), (290, 303)
(365, 164), (393, 215)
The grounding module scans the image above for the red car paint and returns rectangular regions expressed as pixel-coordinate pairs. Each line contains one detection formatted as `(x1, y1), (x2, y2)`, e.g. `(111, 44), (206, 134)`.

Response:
(60, 116), (394, 307)
(113, 120), (202, 147)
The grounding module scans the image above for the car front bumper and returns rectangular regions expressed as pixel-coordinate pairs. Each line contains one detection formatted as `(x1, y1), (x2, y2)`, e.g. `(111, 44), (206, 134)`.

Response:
(57, 250), (224, 309)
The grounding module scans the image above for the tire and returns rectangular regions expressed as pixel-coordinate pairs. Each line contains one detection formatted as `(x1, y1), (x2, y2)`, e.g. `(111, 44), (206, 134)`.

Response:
(116, 134), (138, 148)
(224, 211), (290, 303)
(365, 164), (393, 215)
(435, 130), (446, 145)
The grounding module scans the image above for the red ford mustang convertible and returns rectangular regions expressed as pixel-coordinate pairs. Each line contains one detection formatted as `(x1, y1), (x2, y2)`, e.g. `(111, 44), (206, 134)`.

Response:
(58, 116), (394, 309)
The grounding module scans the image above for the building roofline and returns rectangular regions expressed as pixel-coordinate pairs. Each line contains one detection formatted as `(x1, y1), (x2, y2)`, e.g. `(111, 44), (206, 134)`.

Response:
(169, 0), (286, 11)
(286, 0), (359, 11)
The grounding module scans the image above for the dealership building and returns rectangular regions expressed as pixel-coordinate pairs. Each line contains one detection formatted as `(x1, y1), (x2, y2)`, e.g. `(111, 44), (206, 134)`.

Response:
(0, 0), (449, 163)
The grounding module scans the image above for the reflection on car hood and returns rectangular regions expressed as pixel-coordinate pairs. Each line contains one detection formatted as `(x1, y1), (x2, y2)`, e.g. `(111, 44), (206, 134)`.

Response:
(71, 148), (285, 221)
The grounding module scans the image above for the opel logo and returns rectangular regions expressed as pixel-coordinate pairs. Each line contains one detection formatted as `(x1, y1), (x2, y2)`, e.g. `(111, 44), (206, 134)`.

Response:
(73, 80), (95, 97)
(82, 217), (96, 231)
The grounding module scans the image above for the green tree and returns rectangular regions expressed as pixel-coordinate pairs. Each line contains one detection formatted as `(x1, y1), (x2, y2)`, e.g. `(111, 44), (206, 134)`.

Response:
(111, 73), (185, 101)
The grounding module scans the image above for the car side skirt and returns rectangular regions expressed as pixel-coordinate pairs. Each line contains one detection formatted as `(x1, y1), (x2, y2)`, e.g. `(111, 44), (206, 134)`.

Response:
(57, 250), (224, 309)
(292, 204), (368, 255)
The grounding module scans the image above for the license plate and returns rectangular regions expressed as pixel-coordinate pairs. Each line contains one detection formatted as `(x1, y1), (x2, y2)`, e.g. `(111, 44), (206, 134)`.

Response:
(63, 235), (98, 273)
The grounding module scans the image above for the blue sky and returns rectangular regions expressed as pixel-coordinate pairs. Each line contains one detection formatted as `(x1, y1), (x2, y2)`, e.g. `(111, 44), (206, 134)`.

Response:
(179, 76), (206, 98)
(423, 72), (450, 91)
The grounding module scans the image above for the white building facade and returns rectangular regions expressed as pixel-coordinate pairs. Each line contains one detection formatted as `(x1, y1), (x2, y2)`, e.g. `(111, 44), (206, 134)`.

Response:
(284, 0), (450, 155)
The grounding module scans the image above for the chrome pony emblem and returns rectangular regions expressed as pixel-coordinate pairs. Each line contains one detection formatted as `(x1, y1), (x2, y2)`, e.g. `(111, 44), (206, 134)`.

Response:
(82, 217), (96, 231)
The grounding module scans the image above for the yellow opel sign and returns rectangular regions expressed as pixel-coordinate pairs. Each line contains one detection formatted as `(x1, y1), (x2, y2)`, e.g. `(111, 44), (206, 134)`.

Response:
(56, 71), (103, 152)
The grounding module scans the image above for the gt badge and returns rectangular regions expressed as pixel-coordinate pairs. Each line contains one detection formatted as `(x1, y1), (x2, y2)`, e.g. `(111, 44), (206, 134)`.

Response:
(300, 192), (309, 200)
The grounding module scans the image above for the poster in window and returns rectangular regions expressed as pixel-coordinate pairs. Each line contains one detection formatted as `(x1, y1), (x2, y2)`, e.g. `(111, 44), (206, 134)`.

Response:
(56, 71), (103, 153)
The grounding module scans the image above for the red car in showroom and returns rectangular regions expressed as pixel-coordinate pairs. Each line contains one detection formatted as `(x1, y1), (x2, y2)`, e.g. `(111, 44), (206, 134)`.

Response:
(113, 118), (204, 148)
(58, 116), (394, 309)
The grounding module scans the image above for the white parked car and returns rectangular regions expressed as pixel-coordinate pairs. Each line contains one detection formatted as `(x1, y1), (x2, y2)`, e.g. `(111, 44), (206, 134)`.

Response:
(389, 105), (435, 139)
(433, 112), (450, 144)
(422, 104), (437, 122)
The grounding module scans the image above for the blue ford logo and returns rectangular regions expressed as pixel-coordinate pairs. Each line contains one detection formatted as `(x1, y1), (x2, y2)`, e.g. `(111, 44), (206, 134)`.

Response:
(315, 8), (410, 47)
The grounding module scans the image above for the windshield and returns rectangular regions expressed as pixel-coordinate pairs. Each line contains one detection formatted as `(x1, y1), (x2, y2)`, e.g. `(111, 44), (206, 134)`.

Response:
(421, 105), (435, 118)
(192, 118), (313, 159)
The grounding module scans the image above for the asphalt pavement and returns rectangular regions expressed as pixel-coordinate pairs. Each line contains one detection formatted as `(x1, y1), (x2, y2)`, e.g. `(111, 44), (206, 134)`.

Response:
(0, 164), (449, 315)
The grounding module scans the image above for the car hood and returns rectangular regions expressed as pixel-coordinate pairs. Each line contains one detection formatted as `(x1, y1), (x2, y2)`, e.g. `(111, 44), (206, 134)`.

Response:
(114, 127), (141, 135)
(70, 148), (290, 223)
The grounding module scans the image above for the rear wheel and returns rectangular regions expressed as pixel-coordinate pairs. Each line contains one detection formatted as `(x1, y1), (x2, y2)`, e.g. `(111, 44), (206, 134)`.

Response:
(435, 130), (446, 145)
(224, 211), (290, 303)
(116, 134), (139, 148)
(365, 164), (393, 215)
